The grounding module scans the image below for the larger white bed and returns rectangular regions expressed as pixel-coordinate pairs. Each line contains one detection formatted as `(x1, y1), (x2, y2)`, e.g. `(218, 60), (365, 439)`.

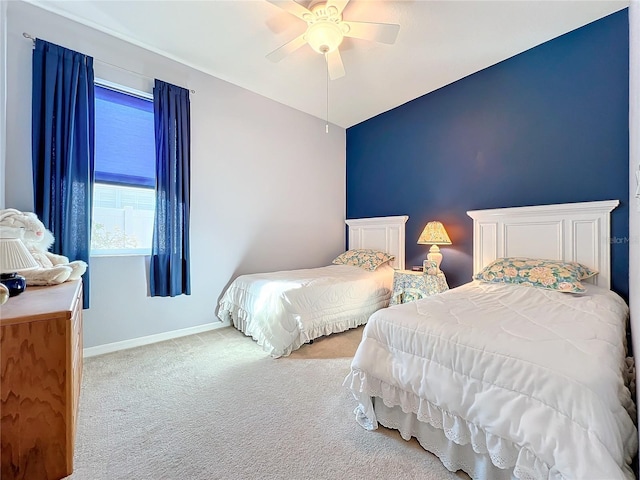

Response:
(345, 200), (638, 479)
(217, 215), (408, 357)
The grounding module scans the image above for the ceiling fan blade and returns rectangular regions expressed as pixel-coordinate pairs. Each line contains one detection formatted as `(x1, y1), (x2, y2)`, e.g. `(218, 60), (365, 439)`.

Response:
(265, 0), (313, 21)
(326, 50), (345, 80)
(325, 0), (350, 16)
(343, 21), (400, 45)
(266, 34), (308, 62)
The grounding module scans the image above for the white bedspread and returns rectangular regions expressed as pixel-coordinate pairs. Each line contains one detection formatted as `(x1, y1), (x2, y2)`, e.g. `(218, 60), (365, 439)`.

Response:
(344, 281), (638, 479)
(218, 264), (393, 357)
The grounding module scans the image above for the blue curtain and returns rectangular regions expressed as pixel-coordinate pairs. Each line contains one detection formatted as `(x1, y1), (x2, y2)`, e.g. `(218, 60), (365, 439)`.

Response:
(150, 79), (191, 297)
(32, 39), (94, 308)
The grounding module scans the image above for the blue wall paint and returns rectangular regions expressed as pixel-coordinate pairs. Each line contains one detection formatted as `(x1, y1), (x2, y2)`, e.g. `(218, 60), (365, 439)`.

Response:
(346, 9), (630, 299)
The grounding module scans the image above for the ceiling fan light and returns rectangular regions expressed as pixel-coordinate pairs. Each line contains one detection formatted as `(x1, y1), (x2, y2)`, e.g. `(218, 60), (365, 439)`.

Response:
(306, 22), (344, 54)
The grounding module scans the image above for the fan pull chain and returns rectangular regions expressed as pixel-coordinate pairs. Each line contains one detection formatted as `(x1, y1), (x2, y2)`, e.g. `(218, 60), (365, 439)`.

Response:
(325, 52), (329, 134)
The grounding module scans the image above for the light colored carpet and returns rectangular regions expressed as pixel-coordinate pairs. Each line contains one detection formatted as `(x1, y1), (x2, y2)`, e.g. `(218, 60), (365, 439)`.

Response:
(69, 326), (468, 480)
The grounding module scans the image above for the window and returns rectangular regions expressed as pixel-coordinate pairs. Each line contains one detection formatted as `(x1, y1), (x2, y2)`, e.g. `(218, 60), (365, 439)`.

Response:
(91, 83), (156, 256)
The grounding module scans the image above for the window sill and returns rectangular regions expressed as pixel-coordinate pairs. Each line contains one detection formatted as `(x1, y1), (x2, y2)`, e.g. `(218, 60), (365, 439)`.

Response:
(90, 251), (151, 258)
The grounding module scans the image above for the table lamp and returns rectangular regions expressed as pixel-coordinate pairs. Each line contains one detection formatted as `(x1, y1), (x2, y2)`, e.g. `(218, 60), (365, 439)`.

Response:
(417, 221), (451, 272)
(0, 235), (39, 297)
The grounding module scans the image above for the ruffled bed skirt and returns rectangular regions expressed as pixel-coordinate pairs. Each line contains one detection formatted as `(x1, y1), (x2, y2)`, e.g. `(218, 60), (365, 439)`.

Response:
(220, 300), (373, 357)
(344, 370), (572, 480)
(373, 399), (517, 480)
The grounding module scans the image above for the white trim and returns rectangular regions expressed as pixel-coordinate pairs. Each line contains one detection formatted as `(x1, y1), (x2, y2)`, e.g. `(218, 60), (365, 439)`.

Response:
(95, 77), (153, 99)
(90, 249), (151, 257)
(83, 321), (229, 358)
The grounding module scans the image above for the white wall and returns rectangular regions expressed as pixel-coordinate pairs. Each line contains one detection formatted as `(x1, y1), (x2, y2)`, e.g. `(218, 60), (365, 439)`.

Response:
(629, 0), (640, 436)
(1, 0), (7, 209)
(5, 1), (346, 349)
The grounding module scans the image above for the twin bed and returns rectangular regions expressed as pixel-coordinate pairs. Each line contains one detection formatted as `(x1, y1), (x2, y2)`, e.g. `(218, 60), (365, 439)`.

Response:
(345, 200), (637, 479)
(217, 215), (408, 357)
(217, 200), (637, 479)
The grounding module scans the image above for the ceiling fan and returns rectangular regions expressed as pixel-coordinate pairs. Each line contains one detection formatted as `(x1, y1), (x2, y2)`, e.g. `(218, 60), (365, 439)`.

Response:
(265, 0), (400, 80)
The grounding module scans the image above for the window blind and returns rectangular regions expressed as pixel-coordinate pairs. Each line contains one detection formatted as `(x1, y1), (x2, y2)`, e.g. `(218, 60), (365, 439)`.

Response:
(94, 85), (155, 188)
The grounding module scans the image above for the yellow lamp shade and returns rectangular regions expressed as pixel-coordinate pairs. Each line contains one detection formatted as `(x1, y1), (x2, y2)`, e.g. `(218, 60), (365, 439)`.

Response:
(417, 221), (451, 245)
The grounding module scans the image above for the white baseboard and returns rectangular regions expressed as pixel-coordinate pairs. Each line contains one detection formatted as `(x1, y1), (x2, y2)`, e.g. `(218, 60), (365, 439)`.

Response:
(83, 321), (231, 358)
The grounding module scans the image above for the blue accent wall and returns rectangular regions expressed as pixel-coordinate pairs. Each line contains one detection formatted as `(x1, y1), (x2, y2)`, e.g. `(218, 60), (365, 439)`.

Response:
(346, 9), (630, 299)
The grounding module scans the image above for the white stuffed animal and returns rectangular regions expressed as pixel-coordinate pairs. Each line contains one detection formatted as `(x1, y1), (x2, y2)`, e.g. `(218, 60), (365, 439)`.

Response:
(0, 208), (87, 286)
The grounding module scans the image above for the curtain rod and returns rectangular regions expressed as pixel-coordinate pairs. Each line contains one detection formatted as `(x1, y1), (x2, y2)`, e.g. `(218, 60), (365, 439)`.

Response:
(23, 32), (196, 94)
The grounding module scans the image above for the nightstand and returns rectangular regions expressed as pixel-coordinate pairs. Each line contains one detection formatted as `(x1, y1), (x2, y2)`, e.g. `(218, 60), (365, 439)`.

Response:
(390, 269), (449, 305)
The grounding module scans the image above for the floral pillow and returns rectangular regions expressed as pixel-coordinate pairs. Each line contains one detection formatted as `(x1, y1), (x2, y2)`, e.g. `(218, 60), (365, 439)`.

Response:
(332, 249), (395, 271)
(474, 257), (597, 293)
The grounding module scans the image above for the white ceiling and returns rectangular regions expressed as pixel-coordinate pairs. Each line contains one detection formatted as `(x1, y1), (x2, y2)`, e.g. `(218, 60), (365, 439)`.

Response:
(25, 0), (629, 128)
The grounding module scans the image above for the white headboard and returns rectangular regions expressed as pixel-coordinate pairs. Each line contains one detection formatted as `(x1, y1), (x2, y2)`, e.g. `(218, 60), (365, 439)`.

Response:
(467, 200), (619, 289)
(346, 215), (409, 270)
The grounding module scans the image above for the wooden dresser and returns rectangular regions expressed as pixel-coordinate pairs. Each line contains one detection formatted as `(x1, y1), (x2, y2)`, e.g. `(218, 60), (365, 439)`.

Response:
(1, 280), (83, 480)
